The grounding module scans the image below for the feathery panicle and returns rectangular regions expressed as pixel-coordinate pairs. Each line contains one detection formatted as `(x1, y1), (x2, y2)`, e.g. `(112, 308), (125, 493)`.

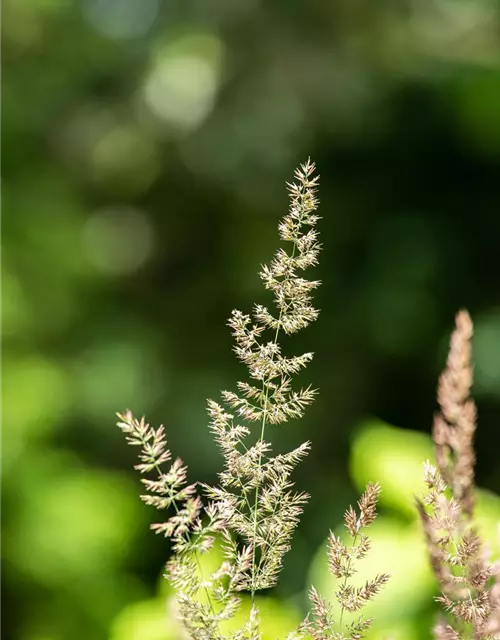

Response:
(419, 312), (499, 639)
(117, 161), (323, 639)
(210, 159), (321, 603)
(117, 411), (198, 535)
(300, 483), (389, 640)
(117, 410), (241, 638)
(433, 309), (476, 517)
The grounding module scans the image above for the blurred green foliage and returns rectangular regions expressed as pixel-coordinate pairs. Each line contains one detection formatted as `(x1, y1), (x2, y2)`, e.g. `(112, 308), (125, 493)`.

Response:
(3, 0), (500, 638)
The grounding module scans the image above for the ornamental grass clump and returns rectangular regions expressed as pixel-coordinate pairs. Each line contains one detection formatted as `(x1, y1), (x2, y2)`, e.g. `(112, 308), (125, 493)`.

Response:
(117, 160), (388, 639)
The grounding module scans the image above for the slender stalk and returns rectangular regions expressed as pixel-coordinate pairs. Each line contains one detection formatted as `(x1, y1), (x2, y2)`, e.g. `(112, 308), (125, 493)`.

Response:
(338, 532), (358, 632)
(249, 235), (299, 605)
(250, 321), (282, 605)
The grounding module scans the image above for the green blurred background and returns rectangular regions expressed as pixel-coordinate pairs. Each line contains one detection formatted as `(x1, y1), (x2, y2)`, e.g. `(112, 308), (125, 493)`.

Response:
(3, 0), (500, 638)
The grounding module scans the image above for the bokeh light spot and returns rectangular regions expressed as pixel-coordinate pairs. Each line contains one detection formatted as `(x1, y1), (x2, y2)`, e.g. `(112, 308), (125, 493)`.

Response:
(83, 207), (154, 275)
(142, 34), (223, 132)
(83, 0), (159, 40)
(74, 338), (162, 420)
(90, 124), (161, 193)
(60, 107), (161, 194)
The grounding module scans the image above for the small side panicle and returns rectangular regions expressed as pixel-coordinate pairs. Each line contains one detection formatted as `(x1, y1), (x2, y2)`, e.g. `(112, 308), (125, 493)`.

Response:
(300, 483), (389, 640)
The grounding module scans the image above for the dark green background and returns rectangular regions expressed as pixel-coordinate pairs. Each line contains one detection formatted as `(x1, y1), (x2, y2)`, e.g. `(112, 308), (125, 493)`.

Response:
(3, 1), (500, 638)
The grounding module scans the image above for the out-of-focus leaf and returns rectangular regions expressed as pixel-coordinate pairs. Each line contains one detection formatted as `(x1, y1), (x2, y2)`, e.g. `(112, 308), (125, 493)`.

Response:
(2, 355), (70, 473)
(110, 598), (177, 640)
(4, 451), (146, 587)
(350, 420), (434, 518)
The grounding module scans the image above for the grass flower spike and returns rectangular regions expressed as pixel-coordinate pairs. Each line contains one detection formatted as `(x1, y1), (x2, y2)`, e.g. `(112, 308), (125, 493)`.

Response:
(418, 311), (500, 639)
(118, 160), (330, 638)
